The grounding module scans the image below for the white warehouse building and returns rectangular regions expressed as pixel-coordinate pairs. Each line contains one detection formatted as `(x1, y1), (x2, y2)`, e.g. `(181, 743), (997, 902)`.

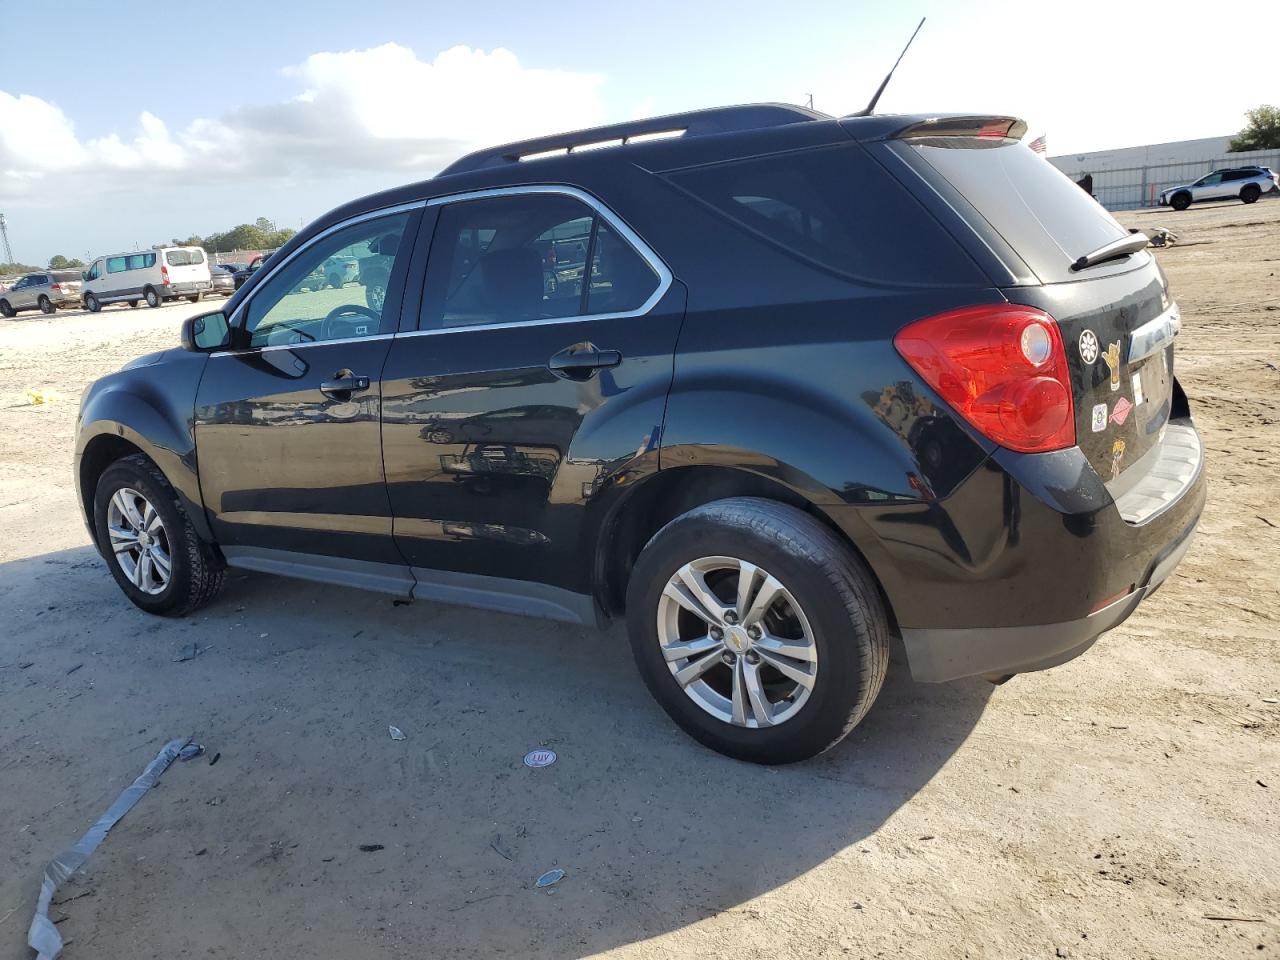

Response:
(1049, 135), (1279, 211)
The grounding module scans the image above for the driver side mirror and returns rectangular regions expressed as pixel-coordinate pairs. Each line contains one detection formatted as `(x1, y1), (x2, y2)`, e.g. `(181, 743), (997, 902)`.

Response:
(181, 310), (231, 352)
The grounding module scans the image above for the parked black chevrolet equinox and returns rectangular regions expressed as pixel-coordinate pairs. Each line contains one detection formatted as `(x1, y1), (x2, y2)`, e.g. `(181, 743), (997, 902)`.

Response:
(76, 105), (1205, 763)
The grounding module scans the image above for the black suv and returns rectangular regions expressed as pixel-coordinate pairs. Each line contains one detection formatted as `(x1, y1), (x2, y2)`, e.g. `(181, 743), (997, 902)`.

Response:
(75, 104), (1205, 764)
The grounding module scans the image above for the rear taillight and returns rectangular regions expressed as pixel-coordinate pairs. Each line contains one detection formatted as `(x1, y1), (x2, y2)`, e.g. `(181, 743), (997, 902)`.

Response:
(161, 264), (170, 285)
(894, 303), (1076, 454)
(50, 283), (61, 292)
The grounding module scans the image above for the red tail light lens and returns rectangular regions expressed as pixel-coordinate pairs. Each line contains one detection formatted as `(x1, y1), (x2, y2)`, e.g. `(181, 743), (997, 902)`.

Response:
(50, 283), (61, 292)
(161, 264), (170, 285)
(894, 304), (1076, 453)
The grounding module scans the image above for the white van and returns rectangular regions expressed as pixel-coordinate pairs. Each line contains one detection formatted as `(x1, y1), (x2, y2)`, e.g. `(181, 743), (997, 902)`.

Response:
(81, 246), (213, 311)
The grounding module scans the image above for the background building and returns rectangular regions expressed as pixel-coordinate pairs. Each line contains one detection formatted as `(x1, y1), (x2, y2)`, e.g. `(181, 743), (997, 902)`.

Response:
(1050, 135), (1280, 211)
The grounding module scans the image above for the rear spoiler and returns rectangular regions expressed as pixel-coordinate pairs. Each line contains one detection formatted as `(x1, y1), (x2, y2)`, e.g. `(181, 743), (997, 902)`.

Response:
(889, 116), (1027, 141)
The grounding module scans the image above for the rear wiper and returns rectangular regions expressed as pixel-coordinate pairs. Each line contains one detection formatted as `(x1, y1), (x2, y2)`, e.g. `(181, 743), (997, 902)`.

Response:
(1070, 232), (1149, 272)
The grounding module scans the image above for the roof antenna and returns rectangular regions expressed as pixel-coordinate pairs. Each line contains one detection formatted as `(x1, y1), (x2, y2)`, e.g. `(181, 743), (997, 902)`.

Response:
(848, 17), (926, 118)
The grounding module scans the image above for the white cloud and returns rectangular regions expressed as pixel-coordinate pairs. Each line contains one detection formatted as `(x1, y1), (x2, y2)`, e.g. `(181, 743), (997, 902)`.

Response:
(0, 43), (607, 199)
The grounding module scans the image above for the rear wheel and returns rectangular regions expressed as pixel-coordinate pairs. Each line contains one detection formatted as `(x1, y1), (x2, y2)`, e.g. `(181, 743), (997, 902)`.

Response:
(626, 497), (890, 764)
(127, 300), (138, 308)
(0, 299), (14, 318)
(145, 287), (162, 308)
(93, 454), (224, 616)
(39, 295), (55, 315)
(1241, 184), (1261, 204)
(85, 293), (101, 313)
(1170, 192), (1192, 211)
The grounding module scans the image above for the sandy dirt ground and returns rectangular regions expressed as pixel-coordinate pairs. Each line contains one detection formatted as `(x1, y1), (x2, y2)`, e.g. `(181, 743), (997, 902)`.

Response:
(1, 200), (1277, 960)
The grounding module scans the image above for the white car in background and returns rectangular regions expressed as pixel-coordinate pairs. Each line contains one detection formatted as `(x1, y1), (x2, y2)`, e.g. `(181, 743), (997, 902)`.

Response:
(1158, 166), (1278, 211)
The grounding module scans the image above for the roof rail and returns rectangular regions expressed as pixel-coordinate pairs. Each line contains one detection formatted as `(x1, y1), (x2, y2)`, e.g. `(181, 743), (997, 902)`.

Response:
(437, 103), (829, 177)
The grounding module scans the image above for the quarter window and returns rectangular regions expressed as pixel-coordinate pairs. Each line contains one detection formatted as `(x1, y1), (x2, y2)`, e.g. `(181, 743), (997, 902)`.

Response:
(243, 211), (411, 349)
(127, 253), (155, 270)
(420, 193), (660, 331)
(107, 257), (128, 273)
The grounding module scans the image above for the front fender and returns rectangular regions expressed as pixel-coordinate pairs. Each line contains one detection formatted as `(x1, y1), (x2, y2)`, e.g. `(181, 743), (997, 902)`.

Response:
(76, 350), (211, 544)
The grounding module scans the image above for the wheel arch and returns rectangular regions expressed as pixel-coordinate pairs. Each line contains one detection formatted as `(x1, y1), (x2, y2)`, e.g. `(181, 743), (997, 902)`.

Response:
(77, 371), (212, 550)
(593, 464), (898, 636)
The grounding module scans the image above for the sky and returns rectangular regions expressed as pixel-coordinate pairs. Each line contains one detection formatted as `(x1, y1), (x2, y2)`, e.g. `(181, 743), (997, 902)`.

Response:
(0, 0), (1269, 265)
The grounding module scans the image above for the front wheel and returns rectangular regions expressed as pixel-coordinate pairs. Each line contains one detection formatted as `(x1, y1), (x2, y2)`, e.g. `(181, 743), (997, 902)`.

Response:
(85, 293), (101, 313)
(127, 300), (139, 308)
(1170, 192), (1192, 211)
(626, 498), (889, 764)
(1241, 184), (1261, 204)
(93, 454), (224, 615)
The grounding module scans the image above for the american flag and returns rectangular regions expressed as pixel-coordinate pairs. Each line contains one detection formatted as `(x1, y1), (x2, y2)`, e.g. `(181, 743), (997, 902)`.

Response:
(1028, 134), (1047, 155)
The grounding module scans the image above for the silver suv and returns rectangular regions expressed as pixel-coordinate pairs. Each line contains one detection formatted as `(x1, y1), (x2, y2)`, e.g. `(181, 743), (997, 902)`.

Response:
(0, 270), (83, 316)
(1158, 166), (1278, 211)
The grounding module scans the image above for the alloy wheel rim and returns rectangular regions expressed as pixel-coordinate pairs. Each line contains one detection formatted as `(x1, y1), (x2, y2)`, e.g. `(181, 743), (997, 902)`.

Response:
(106, 488), (172, 595)
(657, 556), (818, 728)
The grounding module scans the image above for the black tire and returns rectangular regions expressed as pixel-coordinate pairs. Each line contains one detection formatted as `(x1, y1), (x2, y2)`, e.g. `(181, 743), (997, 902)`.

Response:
(625, 497), (890, 765)
(93, 453), (224, 616)
(1241, 184), (1261, 204)
(187, 294), (202, 303)
(39, 295), (55, 315)
(328, 274), (343, 289)
(0, 299), (14, 318)
(1170, 192), (1192, 211)
(85, 293), (101, 313)
(144, 287), (162, 308)
(127, 300), (138, 308)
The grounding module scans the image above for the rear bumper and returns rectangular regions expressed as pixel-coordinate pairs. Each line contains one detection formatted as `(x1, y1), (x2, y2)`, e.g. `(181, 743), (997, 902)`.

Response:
(900, 509), (1199, 682)
(834, 412), (1206, 683)
(167, 281), (212, 296)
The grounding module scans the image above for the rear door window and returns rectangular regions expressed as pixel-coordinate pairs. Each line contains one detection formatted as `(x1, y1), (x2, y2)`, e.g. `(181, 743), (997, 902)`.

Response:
(166, 249), (205, 266)
(420, 193), (660, 330)
(663, 144), (984, 286)
(902, 138), (1139, 283)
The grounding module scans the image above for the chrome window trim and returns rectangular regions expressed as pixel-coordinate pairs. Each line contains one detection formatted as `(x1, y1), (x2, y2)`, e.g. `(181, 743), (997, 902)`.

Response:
(1127, 301), (1180, 363)
(210, 332), (395, 358)
(221, 199), (427, 345)
(417, 183), (673, 329)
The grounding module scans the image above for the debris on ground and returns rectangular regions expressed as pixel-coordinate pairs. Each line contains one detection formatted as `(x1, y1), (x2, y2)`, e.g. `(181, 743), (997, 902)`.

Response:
(178, 743), (205, 761)
(535, 868), (565, 888)
(64, 664), (82, 675)
(24, 388), (63, 406)
(523, 749), (557, 768)
(358, 844), (384, 853)
(209, 752), (220, 766)
(388, 725), (406, 741)
(171, 643), (203, 663)
(490, 834), (513, 861)
(26, 737), (196, 960)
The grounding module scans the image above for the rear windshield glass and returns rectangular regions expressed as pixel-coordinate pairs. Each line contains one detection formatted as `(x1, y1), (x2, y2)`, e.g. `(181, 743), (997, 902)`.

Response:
(903, 138), (1134, 282)
(165, 248), (205, 266)
(664, 144), (983, 286)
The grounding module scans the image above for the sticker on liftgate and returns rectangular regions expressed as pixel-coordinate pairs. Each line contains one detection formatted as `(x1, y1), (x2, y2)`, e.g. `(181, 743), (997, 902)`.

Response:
(1109, 396), (1133, 426)
(1091, 403), (1108, 432)
(1132, 372), (1144, 406)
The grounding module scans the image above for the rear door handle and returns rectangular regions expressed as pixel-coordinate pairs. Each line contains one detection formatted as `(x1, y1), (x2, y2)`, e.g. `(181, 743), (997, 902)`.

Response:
(548, 343), (622, 381)
(319, 372), (371, 399)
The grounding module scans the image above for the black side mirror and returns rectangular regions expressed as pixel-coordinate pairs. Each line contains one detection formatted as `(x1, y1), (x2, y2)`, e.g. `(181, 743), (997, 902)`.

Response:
(181, 310), (231, 352)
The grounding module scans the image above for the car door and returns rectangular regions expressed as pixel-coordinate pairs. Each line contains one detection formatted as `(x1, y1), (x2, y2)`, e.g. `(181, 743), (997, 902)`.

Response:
(380, 187), (683, 618)
(11, 275), (35, 309)
(1193, 172), (1226, 200)
(193, 205), (423, 588)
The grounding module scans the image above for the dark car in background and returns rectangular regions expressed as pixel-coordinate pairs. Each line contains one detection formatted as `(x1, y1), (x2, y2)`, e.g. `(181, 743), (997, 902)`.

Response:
(232, 253), (273, 290)
(75, 104), (1204, 764)
(0, 270), (83, 316)
(209, 265), (236, 297)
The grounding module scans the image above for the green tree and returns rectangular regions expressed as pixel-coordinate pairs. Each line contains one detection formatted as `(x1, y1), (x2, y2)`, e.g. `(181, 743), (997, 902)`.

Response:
(1, 261), (42, 275)
(47, 254), (85, 270)
(1229, 105), (1280, 152)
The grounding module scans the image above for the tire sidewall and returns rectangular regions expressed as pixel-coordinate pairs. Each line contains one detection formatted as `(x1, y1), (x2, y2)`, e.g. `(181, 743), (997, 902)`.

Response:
(1171, 193), (1191, 211)
(1242, 185), (1260, 203)
(0, 299), (14, 317)
(626, 509), (875, 763)
(85, 294), (100, 312)
(145, 288), (161, 308)
(93, 460), (191, 614)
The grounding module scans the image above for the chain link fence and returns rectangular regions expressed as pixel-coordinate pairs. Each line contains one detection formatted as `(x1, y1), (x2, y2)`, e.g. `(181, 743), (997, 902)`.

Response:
(1051, 148), (1280, 211)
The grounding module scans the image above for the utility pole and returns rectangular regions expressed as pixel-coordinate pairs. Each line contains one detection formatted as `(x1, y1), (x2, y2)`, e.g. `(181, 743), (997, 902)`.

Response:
(0, 212), (14, 265)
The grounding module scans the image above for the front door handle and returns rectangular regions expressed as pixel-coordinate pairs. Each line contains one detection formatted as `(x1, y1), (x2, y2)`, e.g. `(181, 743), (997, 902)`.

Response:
(319, 371), (371, 399)
(548, 343), (623, 381)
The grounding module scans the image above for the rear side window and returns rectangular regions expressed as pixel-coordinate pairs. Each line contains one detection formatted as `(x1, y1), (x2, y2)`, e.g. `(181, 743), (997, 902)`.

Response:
(107, 257), (127, 273)
(903, 138), (1135, 283)
(663, 144), (983, 286)
(420, 193), (660, 331)
(166, 249), (205, 266)
(127, 253), (155, 270)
